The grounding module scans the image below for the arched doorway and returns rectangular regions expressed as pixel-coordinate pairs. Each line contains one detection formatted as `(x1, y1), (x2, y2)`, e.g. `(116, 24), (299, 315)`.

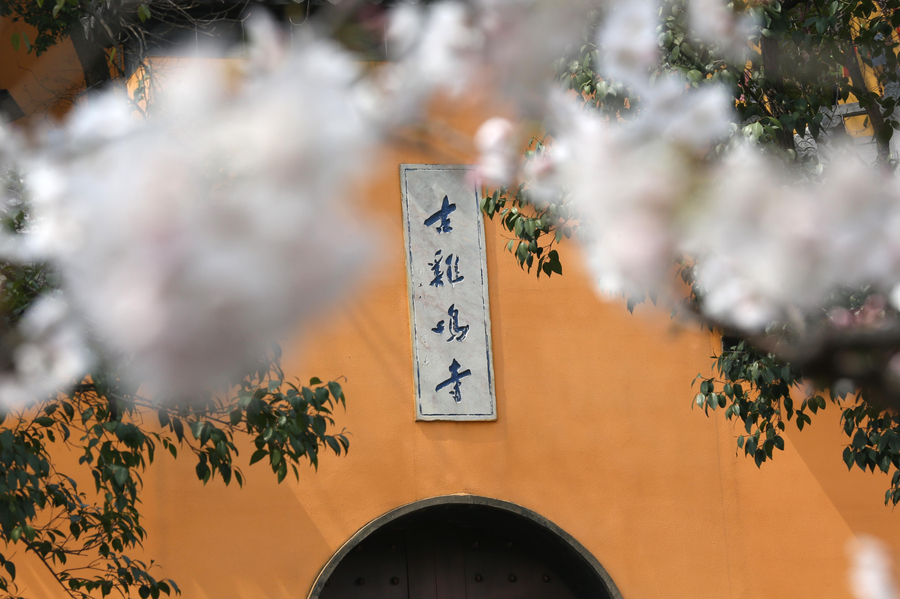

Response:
(309, 495), (622, 599)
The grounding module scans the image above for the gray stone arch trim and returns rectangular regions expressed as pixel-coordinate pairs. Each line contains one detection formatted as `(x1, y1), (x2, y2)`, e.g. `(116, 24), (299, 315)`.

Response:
(306, 494), (623, 599)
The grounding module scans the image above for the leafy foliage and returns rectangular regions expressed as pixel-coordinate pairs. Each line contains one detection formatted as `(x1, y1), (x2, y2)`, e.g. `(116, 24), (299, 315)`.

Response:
(695, 335), (900, 507)
(0, 352), (350, 598)
(1, 0), (83, 56)
(480, 140), (574, 278)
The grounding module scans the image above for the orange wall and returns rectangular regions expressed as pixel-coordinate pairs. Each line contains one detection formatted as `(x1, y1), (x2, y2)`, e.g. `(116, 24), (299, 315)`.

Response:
(6, 59), (900, 599)
(0, 18), (85, 123)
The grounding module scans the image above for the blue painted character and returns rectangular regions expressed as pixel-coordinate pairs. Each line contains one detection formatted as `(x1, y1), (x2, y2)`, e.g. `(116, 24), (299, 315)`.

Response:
(429, 250), (445, 287)
(445, 304), (469, 342)
(435, 359), (472, 403)
(428, 250), (465, 287)
(444, 254), (464, 284)
(423, 196), (457, 234)
(431, 304), (469, 341)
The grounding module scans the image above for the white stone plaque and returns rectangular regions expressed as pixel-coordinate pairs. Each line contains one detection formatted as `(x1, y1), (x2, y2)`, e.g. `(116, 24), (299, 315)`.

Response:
(400, 164), (496, 421)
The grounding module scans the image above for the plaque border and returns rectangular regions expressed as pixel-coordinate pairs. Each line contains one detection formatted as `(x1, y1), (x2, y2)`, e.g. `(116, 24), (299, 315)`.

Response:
(400, 164), (497, 422)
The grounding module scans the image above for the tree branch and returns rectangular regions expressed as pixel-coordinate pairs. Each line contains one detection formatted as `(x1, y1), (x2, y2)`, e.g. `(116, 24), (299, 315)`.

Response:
(842, 44), (892, 171)
(68, 23), (112, 97)
(26, 541), (81, 599)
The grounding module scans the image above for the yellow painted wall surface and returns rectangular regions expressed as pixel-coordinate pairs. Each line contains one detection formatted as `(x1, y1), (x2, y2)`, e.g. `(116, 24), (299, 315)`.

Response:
(3, 54), (900, 599)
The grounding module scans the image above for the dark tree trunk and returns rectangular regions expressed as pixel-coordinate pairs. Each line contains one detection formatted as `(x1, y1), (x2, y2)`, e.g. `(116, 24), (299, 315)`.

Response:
(843, 45), (892, 172)
(69, 23), (113, 97)
(760, 35), (797, 153)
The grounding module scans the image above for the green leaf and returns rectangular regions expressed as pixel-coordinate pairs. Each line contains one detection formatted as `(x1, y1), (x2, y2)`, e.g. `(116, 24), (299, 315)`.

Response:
(516, 241), (528, 263)
(843, 447), (855, 470)
(746, 435), (758, 455)
(547, 250), (562, 275)
(112, 466), (128, 487)
(327, 381), (344, 404)
(10, 33), (19, 52)
(250, 449), (269, 466)
(325, 436), (341, 454)
(889, 432), (900, 453)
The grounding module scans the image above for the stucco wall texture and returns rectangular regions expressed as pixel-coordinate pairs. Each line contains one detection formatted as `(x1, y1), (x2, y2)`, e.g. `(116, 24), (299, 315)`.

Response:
(2, 51), (900, 598)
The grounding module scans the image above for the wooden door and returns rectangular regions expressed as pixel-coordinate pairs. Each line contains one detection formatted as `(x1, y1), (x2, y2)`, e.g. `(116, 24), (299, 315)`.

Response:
(319, 528), (409, 599)
(320, 524), (577, 599)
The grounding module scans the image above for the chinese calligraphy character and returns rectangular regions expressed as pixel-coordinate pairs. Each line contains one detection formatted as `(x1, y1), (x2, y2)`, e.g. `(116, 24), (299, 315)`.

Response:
(435, 359), (472, 403)
(445, 304), (469, 341)
(429, 250), (445, 287)
(423, 195), (457, 234)
(431, 304), (469, 342)
(445, 254), (464, 284)
(428, 250), (465, 287)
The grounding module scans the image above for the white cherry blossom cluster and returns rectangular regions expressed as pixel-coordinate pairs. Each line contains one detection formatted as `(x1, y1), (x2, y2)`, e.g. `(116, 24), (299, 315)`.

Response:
(0, 19), (375, 403)
(379, 0), (597, 125)
(469, 0), (900, 333)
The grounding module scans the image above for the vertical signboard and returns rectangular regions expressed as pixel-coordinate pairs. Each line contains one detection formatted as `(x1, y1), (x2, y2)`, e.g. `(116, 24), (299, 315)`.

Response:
(400, 164), (496, 421)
